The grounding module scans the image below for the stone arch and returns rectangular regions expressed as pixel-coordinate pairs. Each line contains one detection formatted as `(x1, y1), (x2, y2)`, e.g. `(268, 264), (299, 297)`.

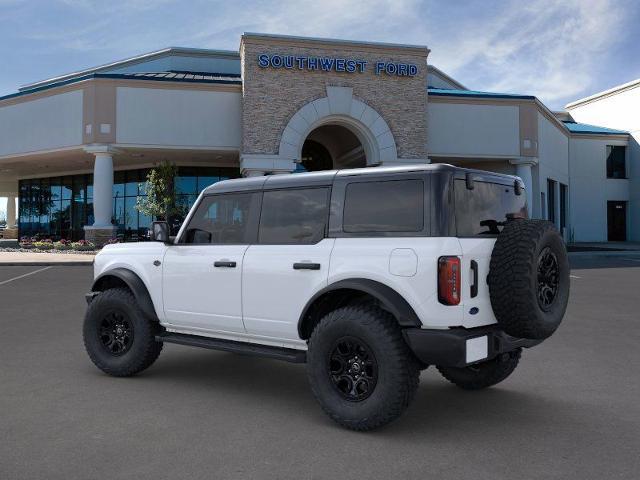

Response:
(278, 86), (398, 167)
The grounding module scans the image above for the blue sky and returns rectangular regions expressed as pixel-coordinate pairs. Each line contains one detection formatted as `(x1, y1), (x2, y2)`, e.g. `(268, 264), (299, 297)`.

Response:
(1, 0), (639, 217)
(1, 0), (639, 108)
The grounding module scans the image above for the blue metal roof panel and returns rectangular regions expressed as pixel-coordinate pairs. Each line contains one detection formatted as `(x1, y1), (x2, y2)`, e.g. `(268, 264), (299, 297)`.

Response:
(562, 121), (628, 135)
(0, 72), (242, 103)
(428, 87), (535, 100)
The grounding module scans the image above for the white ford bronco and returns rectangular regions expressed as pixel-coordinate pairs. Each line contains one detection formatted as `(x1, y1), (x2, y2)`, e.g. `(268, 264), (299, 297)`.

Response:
(84, 164), (569, 430)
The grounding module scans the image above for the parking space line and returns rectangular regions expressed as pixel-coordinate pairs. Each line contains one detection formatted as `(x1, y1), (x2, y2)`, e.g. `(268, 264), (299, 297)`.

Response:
(570, 274), (581, 279)
(0, 266), (52, 286)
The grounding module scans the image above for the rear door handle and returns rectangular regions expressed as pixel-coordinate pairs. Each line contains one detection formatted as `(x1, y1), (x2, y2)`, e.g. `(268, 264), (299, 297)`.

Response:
(214, 261), (237, 268)
(470, 260), (479, 298)
(293, 262), (321, 270)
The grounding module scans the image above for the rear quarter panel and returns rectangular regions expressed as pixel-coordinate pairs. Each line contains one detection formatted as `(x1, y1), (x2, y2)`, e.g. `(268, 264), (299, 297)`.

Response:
(328, 237), (466, 329)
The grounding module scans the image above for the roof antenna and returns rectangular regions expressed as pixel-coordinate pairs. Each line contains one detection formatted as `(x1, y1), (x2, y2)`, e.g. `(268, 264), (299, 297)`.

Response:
(465, 172), (474, 190)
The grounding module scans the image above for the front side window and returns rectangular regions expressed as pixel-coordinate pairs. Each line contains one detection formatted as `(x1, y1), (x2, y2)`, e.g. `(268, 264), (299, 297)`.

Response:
(343, 179), (424, 233)
(606, 145), (626, 179)
(181, 193), (258, 244)
(258, 188), (330, 244)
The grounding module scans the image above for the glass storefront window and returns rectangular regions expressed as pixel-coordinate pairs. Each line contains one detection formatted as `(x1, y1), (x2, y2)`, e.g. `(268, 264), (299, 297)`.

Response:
(113, 171), (125, 199)
(62, 178), (72, 200)
(18, 166), (239, 241)
(175, 176), (198, 195)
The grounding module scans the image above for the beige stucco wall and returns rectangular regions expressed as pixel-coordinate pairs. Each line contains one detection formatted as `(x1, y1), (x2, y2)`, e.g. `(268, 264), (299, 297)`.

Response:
(240, 35), (429, 160)
(116, 86), (242, 148)
(427, 101), (520, 157)
(0, 90), (83, 157)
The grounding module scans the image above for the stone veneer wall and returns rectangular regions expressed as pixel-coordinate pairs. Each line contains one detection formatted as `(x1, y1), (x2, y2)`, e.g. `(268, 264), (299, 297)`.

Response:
(240, 36), (429, 160)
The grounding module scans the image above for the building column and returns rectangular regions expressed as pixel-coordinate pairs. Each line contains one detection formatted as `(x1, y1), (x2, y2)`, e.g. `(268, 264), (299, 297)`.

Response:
(6, 195), (16, 228)
(510, 157), (538, 218)
(1, 195), (18, 240)
(83, 145), (118, 246)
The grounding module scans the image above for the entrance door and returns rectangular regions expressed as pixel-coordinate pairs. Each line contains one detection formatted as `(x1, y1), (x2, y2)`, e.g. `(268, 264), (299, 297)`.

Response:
(242, 187), (333, 343)
(607, 201), (627, 241)
(162, 192), (260, 334)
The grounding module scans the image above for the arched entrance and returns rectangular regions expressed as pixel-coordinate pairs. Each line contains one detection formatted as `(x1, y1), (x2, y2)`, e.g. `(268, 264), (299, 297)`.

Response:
(300, 124), (366, 171)
(277, 86), (399, 174)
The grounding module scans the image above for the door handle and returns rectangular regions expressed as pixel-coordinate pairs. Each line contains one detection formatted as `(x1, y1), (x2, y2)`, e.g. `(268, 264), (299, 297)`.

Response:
(470, 260), (478, 298)
(214, 261), (237, 268)
(293, 262), (321, 270)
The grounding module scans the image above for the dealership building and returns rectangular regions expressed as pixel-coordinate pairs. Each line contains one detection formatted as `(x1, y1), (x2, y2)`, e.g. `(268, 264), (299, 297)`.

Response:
(0, 33), (636, 244)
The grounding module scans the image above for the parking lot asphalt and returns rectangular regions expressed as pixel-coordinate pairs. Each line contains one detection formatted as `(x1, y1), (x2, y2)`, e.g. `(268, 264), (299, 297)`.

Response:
(1, 256), (639, 480)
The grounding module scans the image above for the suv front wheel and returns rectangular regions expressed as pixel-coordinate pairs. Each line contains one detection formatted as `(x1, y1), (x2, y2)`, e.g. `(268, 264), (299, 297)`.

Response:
(306, 304), (420, 431)
(83, 288), (163, 377)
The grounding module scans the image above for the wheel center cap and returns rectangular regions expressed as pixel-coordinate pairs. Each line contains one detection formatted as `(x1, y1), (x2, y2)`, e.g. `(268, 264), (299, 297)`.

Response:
(352, 362), (361, 372)
(116, 327), (123, 336)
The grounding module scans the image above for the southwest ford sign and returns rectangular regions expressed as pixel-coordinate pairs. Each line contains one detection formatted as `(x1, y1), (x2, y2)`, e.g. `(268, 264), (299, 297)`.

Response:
(257, 54), (418, 77)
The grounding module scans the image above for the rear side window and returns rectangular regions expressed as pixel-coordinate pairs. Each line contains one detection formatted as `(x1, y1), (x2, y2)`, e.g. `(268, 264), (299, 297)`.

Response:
(455, 180), (527, 236)
(259, 188), (330, 244)
(343, 179), (424, 233)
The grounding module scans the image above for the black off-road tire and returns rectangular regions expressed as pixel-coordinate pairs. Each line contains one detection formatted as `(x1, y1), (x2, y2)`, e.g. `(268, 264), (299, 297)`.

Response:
(83, 288), (163, 377)
(306, 304), (420, 431)
(488, 219), (569, 340)
(437, 349), (521, 390)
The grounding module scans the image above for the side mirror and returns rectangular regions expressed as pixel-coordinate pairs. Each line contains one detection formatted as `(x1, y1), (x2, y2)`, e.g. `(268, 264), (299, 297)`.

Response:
(150, 221), (170, 243)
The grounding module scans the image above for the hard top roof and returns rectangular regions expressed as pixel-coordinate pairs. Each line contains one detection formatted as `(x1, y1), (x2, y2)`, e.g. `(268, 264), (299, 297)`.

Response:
(202, 164), (522, 194)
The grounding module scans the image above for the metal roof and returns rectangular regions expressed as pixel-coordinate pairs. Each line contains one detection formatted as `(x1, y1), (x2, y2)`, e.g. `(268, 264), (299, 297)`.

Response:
(428, 87), (535, 100)
(19, 47), (240, 92)
(562, 121), (628, 135)
(0, 71), (241, 103)
(115, 71), (241, 82)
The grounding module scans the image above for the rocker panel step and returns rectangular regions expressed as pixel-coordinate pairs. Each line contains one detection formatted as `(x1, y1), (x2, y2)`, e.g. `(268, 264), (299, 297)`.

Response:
(156, 332), (307, 363)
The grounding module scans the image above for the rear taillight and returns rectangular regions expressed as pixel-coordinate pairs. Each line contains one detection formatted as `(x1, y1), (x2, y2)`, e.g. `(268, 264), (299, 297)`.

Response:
(438, 256), (461, 305)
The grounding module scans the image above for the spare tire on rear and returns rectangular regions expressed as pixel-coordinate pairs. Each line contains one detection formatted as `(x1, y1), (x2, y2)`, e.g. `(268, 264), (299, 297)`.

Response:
(488, 219), (569, 340)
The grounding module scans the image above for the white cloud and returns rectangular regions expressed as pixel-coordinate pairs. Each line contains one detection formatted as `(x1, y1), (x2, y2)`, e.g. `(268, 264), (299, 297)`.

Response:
(426, 0), (628, 107)
(3, 0), (634, 109)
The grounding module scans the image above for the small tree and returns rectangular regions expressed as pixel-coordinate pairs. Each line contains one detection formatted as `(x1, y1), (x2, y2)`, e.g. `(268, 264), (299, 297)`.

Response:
(136, 161), (181, 222)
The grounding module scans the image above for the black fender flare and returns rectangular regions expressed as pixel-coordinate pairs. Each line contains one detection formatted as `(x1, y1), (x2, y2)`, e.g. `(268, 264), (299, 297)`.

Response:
(297, 278), (422, 338)
(91, 268), (159, 321)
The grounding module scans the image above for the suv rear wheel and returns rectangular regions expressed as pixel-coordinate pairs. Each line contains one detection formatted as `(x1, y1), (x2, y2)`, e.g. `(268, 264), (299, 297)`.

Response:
(437, 349), (521, 390)
(83, 288), (163, 377)
(306, 304), (419, 431)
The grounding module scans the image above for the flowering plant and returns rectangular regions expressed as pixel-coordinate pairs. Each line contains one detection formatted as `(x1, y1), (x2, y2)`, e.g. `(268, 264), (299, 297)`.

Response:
(33, 239), (54, 250)
(71, 240), (96, 251)
(54, 239), (73, 250)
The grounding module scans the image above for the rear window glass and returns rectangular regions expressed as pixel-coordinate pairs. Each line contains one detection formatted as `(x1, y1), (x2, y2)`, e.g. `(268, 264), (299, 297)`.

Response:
(455, 180), (527, 236)
(343, 179), (424, 233)
(259, 188), (330, 244)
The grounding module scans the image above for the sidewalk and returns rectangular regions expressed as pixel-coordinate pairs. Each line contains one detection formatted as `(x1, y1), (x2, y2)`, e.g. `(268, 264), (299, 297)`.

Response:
(568, 242), (640, 252)
(0, 251), (95, 266)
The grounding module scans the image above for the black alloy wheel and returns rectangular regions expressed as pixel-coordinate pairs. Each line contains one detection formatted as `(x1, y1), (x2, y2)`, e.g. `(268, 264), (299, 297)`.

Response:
(99, 310), (134, 356)
(328, 337), (378, 402)
(537, 247), (559, 310)
(83, 287), (163, 377)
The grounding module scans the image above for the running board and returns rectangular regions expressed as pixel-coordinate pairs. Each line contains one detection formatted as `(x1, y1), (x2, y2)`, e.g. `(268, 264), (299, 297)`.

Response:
(156, 332), (307, 363)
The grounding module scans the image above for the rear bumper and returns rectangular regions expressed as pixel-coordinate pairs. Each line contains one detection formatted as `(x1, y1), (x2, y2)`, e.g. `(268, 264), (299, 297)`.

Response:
(403, 325), (542, 368)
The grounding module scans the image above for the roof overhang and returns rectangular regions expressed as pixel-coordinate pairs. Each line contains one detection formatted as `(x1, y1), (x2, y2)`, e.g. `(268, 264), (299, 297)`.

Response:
(19, 47), (240, 93)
